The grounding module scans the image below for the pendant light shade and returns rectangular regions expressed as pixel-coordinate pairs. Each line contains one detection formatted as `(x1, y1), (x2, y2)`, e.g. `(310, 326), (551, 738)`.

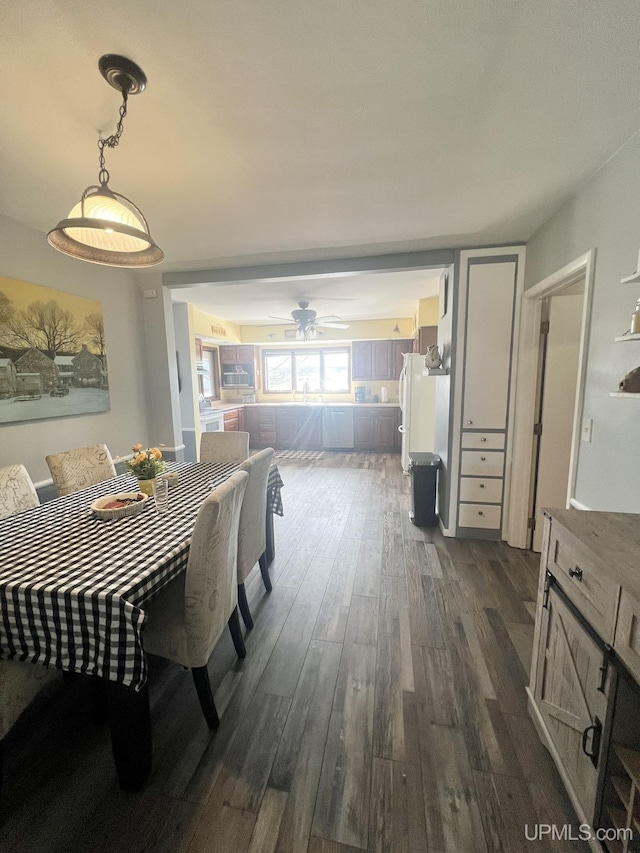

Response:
(48, 185), (163, 267)
(48, 55), (163, 268)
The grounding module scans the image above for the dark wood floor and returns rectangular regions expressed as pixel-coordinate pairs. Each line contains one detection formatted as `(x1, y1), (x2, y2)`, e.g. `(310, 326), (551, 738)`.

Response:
(0, 453), (585, 852)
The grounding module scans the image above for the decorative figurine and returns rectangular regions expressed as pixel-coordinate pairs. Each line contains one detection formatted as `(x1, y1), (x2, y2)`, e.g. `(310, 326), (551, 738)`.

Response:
(619, 365), (640, 393)
(424, 345), (443, 370)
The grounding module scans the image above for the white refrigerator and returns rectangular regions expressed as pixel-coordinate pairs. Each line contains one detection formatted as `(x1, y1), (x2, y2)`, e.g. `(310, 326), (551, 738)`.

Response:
(398, 353), (437, 474)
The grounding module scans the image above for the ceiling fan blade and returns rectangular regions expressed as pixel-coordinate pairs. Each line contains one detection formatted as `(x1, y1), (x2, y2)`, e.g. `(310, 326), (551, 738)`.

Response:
(314, 314), (344, 322)
(267, 315), (296, 322)
(316, 322), (350, 329)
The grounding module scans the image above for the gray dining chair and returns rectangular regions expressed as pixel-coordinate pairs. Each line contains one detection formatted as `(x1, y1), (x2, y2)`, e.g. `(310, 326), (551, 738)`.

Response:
(142, 470), (249, 729)
(45, 444), (116, 496)
(0, 464), (60, 747)
(199, 431), (250, 464)
(236, 448), (275, 630)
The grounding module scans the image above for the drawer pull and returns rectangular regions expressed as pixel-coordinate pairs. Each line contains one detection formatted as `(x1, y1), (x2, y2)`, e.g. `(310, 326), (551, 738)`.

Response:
(581, 717), (602, 768)
(478, 511), (484, 516)
(569, 566), (583, 582)
(480, 437), (487, 442)
(467, 420), (473, 425)
(479, 483), (485, 489)
(481, 456), (486, 461)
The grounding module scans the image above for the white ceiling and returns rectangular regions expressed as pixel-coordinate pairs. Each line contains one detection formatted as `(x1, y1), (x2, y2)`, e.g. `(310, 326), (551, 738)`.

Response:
(2, 0), (640, 323)
(170, 268), (443, 324)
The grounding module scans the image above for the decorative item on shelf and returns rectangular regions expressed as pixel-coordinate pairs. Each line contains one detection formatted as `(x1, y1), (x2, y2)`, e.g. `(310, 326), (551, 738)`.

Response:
(47, 55), (163, 268)
(632, 298), (640, 335)
(125, 444), (165, 495)
(424, 345), (443, 370)
(619, 366), (640, 394)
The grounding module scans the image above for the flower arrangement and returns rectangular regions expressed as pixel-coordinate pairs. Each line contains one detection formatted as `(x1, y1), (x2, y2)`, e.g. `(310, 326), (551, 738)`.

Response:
(125, 444), (165, 480)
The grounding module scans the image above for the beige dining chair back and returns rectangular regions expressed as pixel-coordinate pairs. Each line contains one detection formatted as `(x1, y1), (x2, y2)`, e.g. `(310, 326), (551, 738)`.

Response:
(46, 444), (116, 496)
(0, 464), (40, 520)
(199, 431), (250, 464)
(143, 470), (249, 729)
(236, 448), (275, 630)
(0, 465), (59, 744)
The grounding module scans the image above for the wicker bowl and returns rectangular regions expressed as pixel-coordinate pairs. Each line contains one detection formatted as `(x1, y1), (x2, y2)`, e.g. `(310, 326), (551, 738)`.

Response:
(91, 492), (149, 520)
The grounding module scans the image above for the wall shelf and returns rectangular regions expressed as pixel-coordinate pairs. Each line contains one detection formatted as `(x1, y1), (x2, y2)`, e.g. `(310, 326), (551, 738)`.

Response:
(615, 333), (640, 342)
(621, 271), (640, 284)
(610, 392), (640, 398)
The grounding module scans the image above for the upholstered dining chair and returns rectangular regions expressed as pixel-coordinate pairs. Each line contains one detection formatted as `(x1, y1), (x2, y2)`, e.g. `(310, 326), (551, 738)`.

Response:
(0, 463), (40, 520)
(236, 448), (275, 631)
(142, 470), (249, 730)
(199, 431), (250, 464)
(0, 465), (60, 751)
(45, 444), (116, 497)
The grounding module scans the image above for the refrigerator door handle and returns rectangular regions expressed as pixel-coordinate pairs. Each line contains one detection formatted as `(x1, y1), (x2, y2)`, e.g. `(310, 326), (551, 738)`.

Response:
(398, 364), (407, 416)
(398, 424), (407, 433)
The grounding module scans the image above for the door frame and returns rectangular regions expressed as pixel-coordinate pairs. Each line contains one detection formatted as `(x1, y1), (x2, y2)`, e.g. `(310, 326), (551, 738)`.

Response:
(505, 250), (595, 548)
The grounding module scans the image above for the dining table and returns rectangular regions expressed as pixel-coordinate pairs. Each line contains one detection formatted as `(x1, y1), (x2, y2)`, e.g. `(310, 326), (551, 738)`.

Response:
(0, 460), (284, 790)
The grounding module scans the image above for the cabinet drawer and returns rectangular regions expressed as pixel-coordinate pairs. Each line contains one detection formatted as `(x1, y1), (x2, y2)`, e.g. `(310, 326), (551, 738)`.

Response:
(546, 520), (620, 643)
(461, 432), (505, 450)
(460, 450), (504, 478)
(459, 503), (501, 530)
(614, 589), (640, 682)
(459, 477), (503, 504)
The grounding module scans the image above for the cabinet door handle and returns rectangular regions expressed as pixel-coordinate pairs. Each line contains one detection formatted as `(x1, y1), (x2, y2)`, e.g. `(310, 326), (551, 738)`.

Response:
(569, 566), (583, 581)
(480, 437), (487, 442)
(581, 717), (602, 768)
(480, 456), (486, 461)
(478, 511), (484, 516)
(467, 420), (473, 425)
(479, 483), (485, 489)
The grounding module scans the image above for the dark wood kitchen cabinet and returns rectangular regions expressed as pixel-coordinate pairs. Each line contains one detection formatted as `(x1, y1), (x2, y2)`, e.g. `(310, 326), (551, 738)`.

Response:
(351, 340), (413, 381)
(275, 407), (322, 450)
(223, 408), (243, 431)
(354, 406), (400, 452)
(243, 406), (276, 447)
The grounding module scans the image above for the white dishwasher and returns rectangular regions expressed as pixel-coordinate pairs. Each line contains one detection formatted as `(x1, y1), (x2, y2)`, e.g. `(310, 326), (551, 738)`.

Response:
(322, 407), (354, 449)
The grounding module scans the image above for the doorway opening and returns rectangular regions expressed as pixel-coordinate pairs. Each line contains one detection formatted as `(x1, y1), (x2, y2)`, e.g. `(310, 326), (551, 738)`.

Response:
(506, 250), (595, 550)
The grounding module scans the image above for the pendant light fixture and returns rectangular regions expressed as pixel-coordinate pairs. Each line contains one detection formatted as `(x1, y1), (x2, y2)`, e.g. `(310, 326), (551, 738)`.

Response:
(48, 55), (163, 268)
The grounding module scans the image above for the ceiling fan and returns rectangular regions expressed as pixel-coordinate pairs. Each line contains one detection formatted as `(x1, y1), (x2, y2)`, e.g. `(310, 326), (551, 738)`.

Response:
(265, 301), (350, 339)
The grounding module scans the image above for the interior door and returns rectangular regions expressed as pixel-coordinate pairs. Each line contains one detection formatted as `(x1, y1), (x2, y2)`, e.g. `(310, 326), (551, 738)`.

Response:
(532, 287), (584, 550)
(535, 583), (611, 821)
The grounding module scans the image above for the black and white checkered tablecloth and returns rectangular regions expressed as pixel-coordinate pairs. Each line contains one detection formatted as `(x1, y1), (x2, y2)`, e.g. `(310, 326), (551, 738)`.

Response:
(0, 461), (284, 690)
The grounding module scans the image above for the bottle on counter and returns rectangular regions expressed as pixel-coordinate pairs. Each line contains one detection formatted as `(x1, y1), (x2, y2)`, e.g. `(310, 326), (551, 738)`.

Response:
(380, 385), (389, 403)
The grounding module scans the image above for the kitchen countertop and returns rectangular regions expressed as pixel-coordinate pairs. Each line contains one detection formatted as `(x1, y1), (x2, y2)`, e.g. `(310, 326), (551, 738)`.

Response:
(204, 401), (400, 411)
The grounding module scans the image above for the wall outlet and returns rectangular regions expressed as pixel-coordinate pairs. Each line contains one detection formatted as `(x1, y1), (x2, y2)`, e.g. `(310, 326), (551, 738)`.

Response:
(581, 418), (593, 443)
(143, 288), (157, 299)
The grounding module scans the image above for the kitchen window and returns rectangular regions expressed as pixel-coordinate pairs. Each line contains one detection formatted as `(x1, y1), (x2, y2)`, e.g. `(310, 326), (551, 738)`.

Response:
(198, 347), (220, 401)
(262, 348), (350, 394)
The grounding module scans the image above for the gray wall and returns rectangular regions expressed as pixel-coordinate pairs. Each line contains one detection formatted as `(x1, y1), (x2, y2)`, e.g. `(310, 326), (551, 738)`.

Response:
(0, 214), (151, 485)
(525, 131), (640, 511)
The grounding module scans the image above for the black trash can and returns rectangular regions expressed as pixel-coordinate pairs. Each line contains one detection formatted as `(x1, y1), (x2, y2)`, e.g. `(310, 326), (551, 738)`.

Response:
(409, 452), (441, 527)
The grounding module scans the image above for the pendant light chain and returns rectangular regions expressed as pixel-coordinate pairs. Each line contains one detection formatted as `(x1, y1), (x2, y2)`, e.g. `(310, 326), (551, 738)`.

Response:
(97, 90), (129, 186)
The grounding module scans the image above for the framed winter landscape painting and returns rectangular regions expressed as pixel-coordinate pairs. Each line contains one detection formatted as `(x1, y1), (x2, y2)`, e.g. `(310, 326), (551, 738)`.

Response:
(0, 277), (110, 424)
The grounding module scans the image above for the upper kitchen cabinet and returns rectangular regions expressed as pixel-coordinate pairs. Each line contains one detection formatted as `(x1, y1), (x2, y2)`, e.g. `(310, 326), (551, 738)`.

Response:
(219, 344), (260, 390)
(352, 339), (413, 381)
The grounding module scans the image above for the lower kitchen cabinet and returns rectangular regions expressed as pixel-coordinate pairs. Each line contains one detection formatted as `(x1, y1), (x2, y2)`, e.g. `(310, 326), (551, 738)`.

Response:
(223, 407), (243, 431)
(243, 406), (276, 448)
(275, 407), (322, 450)
(354, 407), (400, 452)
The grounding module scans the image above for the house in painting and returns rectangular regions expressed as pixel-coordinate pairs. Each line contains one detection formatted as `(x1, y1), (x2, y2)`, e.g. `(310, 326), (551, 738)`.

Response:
(72, 344), (107, 388)
(0, 358), (17, 397)
(15, 348), (57, 392)
(53, 355), (75, 388)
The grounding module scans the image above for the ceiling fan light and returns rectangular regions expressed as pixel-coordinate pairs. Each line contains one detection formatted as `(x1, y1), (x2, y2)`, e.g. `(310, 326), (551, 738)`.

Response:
(48, 185), (164, 267)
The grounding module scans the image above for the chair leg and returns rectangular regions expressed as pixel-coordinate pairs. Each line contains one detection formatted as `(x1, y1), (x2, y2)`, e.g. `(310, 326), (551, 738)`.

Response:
(238, 583), (254, 630)
(90, 674), (109, 724)
(228, 606), (246, 659)
(191, 666), (220, 730)
(258, 552), (272, 592)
